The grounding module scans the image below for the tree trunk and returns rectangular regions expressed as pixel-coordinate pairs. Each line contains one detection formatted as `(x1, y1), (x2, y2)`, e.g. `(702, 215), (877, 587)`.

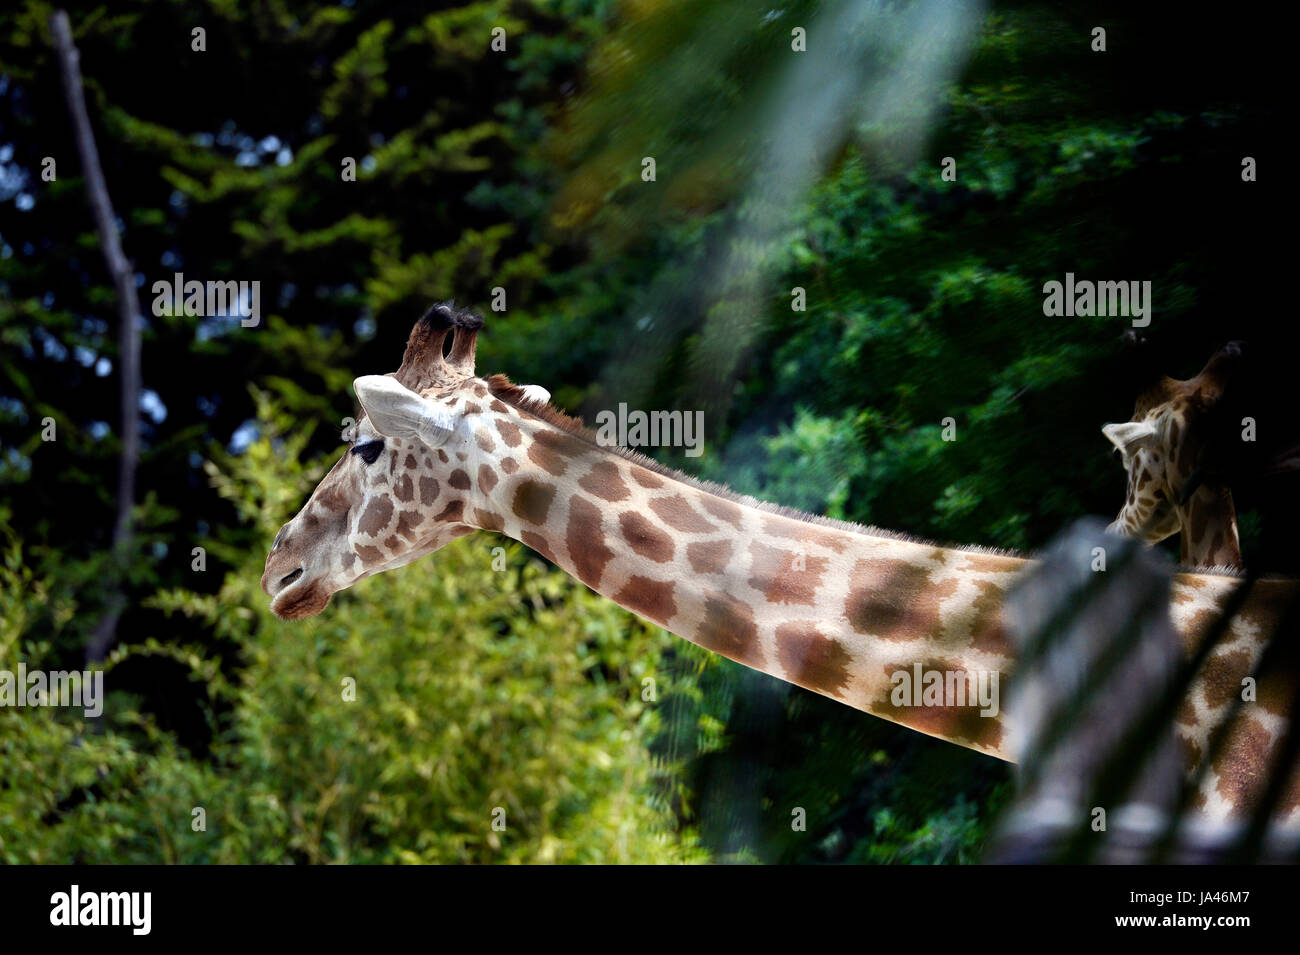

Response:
(50, 10), (142, 663)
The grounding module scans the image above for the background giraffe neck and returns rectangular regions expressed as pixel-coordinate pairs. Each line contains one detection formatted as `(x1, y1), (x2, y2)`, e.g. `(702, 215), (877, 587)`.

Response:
(1179, 485), (1242, 569)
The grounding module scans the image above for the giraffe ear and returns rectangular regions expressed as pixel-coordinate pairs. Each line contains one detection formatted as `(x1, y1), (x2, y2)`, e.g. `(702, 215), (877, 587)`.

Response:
(1102, 420), (1158, 456)
(354, 375), (456, 447)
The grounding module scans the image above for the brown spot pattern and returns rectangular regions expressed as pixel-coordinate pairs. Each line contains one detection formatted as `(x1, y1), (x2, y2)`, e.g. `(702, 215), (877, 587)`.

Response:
(844, 557), (957, 641)
(567, 496), (615, 589)
(434, 500), (464, 523)
(474, 509), (504, 532)
(747, 541), (827, 606)
(619, 512), (675, 563)
(528, 430), (572, 476)
(699, 495), (744, 529)
(522, 530), (556, 562)
(687, 539), (733, 575)
(776, 623), (851, 697)
(696, 593), (763, 669)
(870, 658), (1004, 751)
(355, 544), (384, 563)
(1212, 717), (1273, 812)
(512, 480), (556, 525)
(418, 477), (439, 505)
(396, 509), (425, 541)
(629, 468), (663, 489)
(497, 419), (522, 447)
(762, 515), (846, 553)
(478, 465), (498, 493)
(359, 496), (393, 537)
(649, 495), (716, 534)
(1199, 649), (1251, 709)
(966, 579), (1010, 656)
(577, 460), (630, 502)
(613, 575), (677, 627)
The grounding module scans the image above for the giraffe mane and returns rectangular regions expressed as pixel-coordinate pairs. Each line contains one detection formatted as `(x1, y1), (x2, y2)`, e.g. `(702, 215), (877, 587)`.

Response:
(1183, 563), (1248, 579)
(482, 373), (1027, 561)
(483, 374), (1265, 580)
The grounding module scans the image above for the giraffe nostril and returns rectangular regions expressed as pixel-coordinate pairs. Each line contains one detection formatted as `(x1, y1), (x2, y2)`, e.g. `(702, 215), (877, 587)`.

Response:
(280, 567), (304, 588)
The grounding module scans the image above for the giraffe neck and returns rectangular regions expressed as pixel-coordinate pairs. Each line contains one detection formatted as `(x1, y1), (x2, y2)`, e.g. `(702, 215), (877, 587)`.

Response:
(467, 401), (1033, 760)
(1179, 485), (1242, 569)
(456, 390), (1297, 822)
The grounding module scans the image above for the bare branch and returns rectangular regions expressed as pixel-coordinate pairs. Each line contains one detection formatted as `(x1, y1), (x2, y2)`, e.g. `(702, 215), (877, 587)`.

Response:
(50, 9), (142, 662)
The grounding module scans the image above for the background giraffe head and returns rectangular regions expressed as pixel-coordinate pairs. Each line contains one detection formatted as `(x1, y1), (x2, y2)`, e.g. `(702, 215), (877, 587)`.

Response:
(1103, 341), (1244, 567)
(261, 303), (548, 618)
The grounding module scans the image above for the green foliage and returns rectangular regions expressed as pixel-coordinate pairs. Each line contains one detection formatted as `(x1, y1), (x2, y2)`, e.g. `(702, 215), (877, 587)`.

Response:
(1, 402), (703, 863)
(852, 796), (992, 865)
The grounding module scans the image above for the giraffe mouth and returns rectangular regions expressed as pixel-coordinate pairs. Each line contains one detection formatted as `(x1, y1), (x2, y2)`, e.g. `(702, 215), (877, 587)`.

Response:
(270, 574), (332, 620)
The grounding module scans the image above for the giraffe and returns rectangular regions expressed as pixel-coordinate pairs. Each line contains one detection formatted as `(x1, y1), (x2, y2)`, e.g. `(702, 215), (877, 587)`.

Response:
(1103, 342), (1244, 570)
(262, 305), (1299, 827)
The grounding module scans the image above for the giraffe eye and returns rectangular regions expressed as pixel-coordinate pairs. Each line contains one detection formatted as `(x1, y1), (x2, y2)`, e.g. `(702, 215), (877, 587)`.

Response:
(352, 440), (384, 465)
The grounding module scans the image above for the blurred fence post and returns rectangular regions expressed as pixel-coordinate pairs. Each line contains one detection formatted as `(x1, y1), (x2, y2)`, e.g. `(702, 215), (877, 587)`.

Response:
(989, 518), (1300, 862)
(989, 518), (1186, 862)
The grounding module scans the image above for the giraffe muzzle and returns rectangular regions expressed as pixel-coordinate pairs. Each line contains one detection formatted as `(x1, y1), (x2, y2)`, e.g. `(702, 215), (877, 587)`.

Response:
(265, 565), (333, 620)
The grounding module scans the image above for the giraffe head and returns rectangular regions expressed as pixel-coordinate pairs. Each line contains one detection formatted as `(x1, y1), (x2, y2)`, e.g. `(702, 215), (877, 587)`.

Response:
(1103, 341), (1244, 567)
(260, 303), (549, 618)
